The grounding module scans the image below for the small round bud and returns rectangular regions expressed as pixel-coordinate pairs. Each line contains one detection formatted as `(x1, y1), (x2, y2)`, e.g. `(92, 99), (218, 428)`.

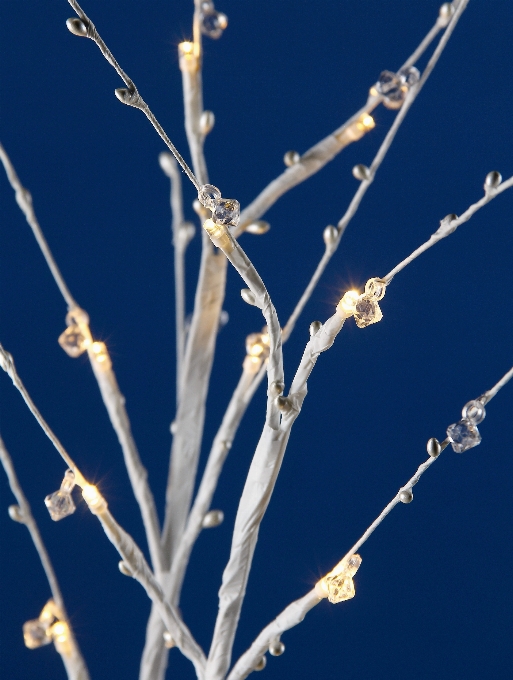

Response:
(241, 288), (257, 306)
(484, 171), (502, 190)
(200, 110), (215, 135)
(352, 164), (371, 181)
(255, 656), (267, 671)
(323, 225), (338, 247)
(163, 631), (175, 648)
(438, 3), (454, 26)
(275, 396), (292, 413)
(202, 509), (224, 528)
(269, 380), (285, 397)
(170, 421), (177, 434)
(8, 504), (25, 523)
(177, 222), (196, 248)
(269, 640), (285, 656)
(217, 13), (228, 30)
(426, 437), (441, 458)
(309, 321), (322, 337)
(283, 150), (300, 167)
(158, 152), (176, 176)
(245, 220), (270, 235)
(66, 17), (88, 37)
(399, 489), (413, 504)
(118, 561), (132, 576)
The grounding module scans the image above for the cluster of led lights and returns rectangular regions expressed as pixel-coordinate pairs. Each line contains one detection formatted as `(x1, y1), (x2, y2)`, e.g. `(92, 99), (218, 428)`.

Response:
(337, 278), (387, 327)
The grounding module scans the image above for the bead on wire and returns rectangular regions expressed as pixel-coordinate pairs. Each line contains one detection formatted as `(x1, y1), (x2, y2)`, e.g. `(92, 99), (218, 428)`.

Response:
(44, 469), (76, 521)
(375, 66), (420, 109)
(446, 398), (486, 453)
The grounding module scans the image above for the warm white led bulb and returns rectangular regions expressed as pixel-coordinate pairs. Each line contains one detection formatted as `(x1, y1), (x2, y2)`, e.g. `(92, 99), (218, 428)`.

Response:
(337, 290), (360, 317)
(82, 484), (107, 514)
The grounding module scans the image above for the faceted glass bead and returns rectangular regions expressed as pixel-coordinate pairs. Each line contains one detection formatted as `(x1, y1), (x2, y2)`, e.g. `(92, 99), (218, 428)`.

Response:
(447, 419), (481, 453)
(327, 574), (355, 604)
(213, 198), (240, 227)
(44, 490), (76, 521)
(398, 66), (420, 87)
(376, 70), (410, 109)
(23, 619), (51, 649)
(200, 10), (225, 39)
(198, 184), (221, 209)
(354, 298), (382, 328)
(324, 554), (362, 604)
(58, 325), (90, 357)
(364, 277), (386, 300)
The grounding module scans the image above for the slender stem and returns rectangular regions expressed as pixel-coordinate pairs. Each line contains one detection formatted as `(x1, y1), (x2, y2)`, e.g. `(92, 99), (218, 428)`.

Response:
(0, 142), (78, 310)
(67, 0), (199, 190)
(0, 436), (90, 680)
(0, 346), (203, 673)
(483, 364), (513, 403)
(88, 349), (163, 575)
(0, 344), (85, 486)
(383, 177), (513, 282)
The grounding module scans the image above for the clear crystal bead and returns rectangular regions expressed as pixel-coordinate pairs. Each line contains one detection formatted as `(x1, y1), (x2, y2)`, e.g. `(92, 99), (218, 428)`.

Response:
(376, 68), (417, 109)
(447, 419), (482, 453)
(364, 277), (387, 300)
(325, 554), (362, 604)
(461, 399), (486, 424)
(58, 325), (90, 357)
(354, 298), (382, 328)
(198, 184), (221, 209)
(398, 66), (420, 87)
(213, 198), (240, 227)
(44, 490), (76, 521)
(200, 10), (226, 39)
(23, 619), (51, 649)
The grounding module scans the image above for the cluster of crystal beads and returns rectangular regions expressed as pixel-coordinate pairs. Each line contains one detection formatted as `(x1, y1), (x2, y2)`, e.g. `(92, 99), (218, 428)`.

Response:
(353, 278), (386, 328)
(58, 307), (91, 358)
(23, 600), (60, 649)
(44, 469), (76, 521)
(325, 554), (362, 604)
(200, 1), (228, 39)
(447, 399), (486, 453)
(198, 184), (240, 227)
(375, 66), (420, 109)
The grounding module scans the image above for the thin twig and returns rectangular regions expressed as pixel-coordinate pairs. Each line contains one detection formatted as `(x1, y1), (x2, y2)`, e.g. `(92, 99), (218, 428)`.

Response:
(66, 0), (199, 190)
(160, 154), (187, 402)
(0, 347), (204, 674)
(0, 436), (90, 680)
(0, 142), (78, 309)
(234, 8), (448, 238)
(383, 176), (513, 282)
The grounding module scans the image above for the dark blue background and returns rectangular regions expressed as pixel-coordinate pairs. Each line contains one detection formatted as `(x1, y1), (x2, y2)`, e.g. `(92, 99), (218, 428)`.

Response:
(1, 1), (512, 679)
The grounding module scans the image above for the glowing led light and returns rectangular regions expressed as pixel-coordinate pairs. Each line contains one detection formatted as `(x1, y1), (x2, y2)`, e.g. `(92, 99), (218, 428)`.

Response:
(336, 290), (359, 317)
(89, 341), (112, 370)
(82, 484), (108, 514)
(179, 41), (194, 54)
(203, 218), (234, 253)
(316, 554), (362, 604)
(178, 41), (198, 72)
(336, 113), (375, 145)
(51, 620), (72, 656)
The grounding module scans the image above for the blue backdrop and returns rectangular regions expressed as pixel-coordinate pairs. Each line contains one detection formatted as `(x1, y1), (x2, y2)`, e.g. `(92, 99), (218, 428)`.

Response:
(1, 1), (512, 679)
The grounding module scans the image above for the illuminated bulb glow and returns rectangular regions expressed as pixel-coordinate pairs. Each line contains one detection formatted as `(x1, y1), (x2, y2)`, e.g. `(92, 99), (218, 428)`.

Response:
(203, 218), (234, 253)
(178, 41), (199, 72)
(82, 484), (107, 514)
(337, 290), (360, 317)
(336, 114), (375, 145)
(51, 621), (72, 657)
(243, 355), (262, 374)
(89, 341), (111, 370)
(249, 343), (264, 357)
(316, 554), (362, 603)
